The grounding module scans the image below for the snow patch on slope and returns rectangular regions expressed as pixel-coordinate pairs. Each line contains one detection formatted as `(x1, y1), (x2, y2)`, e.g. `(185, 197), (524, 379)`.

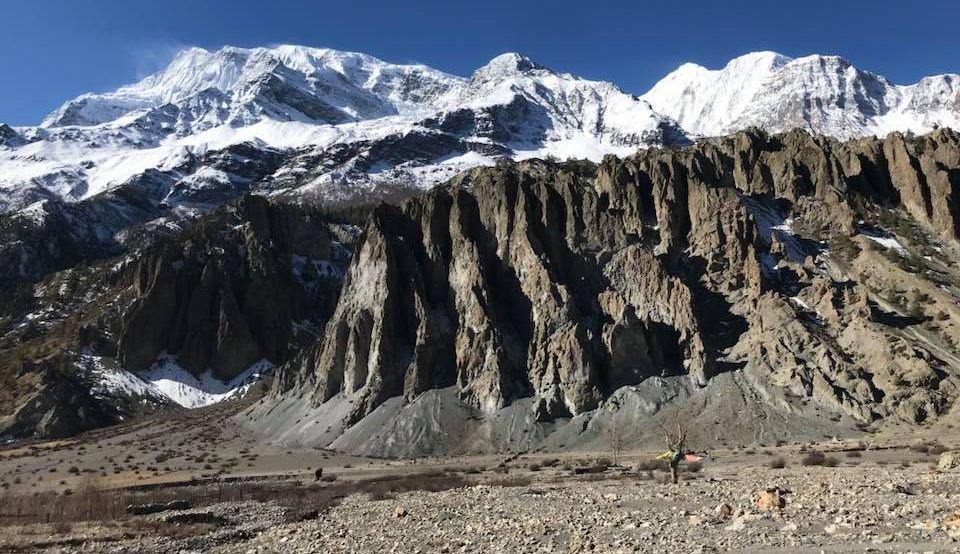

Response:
(87, 353), (273, 408)
(742, 195), (811, 263)
(858, 224), (908, 254)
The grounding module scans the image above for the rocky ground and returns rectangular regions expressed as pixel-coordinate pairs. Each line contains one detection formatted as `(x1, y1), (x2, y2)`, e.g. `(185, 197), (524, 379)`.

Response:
(4, 429), (960, 552)
(231, 464), (960, 554)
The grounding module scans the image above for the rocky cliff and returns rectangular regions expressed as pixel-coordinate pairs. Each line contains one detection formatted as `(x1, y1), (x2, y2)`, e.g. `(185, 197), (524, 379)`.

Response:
(246, 128), (960, 456)
(5, 127), (960, 451)
(0, 196), (356, 439)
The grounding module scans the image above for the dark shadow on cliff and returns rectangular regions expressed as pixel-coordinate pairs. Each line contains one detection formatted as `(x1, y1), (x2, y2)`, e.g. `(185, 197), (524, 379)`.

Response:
(868, 301), (926, 328)
(673, 255), (749, 378)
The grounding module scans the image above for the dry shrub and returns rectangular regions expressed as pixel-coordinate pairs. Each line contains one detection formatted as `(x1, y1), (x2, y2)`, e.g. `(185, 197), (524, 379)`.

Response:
(366, 489), (396, 501)
(637, 459), (668, 472)
(801, 451), (827, 466)
(769, 457), (787, 469)
(485, 476), (531, 488)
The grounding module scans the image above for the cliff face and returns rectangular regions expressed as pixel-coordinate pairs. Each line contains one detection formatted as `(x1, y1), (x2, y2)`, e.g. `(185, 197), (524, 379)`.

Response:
(307, 161), (705, 425)
(116, 196), (343, 379)
(274, 128), (960, 451)
(5, 127), (960, 449)
(0, 196), (355, 439)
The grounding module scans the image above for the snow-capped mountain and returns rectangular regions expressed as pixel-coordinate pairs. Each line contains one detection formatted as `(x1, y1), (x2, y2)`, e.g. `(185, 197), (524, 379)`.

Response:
(642, 51), (960, 138)
(1, 45), (959, 223)
(42, 45), (461, 128)
(0, 45), (684, 216)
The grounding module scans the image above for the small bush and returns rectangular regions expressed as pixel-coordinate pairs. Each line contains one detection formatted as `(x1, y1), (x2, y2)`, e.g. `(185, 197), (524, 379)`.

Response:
(485, 476), (532, 488)
(528, 463), (542, 472)
(845, 450), (862, 458)
(367, 488), (396, 501)
(769, 457), (787, 469)
(801, 451), (827, 466)
(685, 461), (703, 473)
(637, 459), (668, 472)
(320, 474), (337, 482)
(928, 443), (948, 455)
(823, 456), (840, 467)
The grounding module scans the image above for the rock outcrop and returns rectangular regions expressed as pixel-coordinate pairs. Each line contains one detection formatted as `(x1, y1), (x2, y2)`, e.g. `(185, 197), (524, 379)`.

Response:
(6, 127), (960, 449)
(117, 195), (344, 379)
(0, 195), (356, 439)
(267, 128), (960, 453)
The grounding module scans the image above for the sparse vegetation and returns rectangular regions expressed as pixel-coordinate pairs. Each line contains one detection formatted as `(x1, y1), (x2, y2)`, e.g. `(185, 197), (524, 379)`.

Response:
(801, 451), (827, 466)
(637, 459), (669, 472)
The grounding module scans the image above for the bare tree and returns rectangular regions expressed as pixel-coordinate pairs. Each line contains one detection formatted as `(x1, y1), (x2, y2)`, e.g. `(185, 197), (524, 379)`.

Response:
(662, 420), (689, 485)
(608, 420), (624, 467)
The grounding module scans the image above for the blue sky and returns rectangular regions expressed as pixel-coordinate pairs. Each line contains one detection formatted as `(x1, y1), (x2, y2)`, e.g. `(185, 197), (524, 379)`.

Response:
(2, 0), (958, 125)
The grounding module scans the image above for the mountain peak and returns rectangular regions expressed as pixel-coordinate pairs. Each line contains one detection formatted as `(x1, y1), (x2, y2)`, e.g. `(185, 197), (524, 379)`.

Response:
(789, 53), (854, 69)
(473, 52), (547, 79)
(725, 50), (792, 68)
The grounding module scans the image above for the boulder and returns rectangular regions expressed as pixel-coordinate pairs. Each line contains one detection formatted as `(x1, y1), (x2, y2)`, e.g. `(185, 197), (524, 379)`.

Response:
(938, 451), (960, 472)
(756, 488), (787, 512)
